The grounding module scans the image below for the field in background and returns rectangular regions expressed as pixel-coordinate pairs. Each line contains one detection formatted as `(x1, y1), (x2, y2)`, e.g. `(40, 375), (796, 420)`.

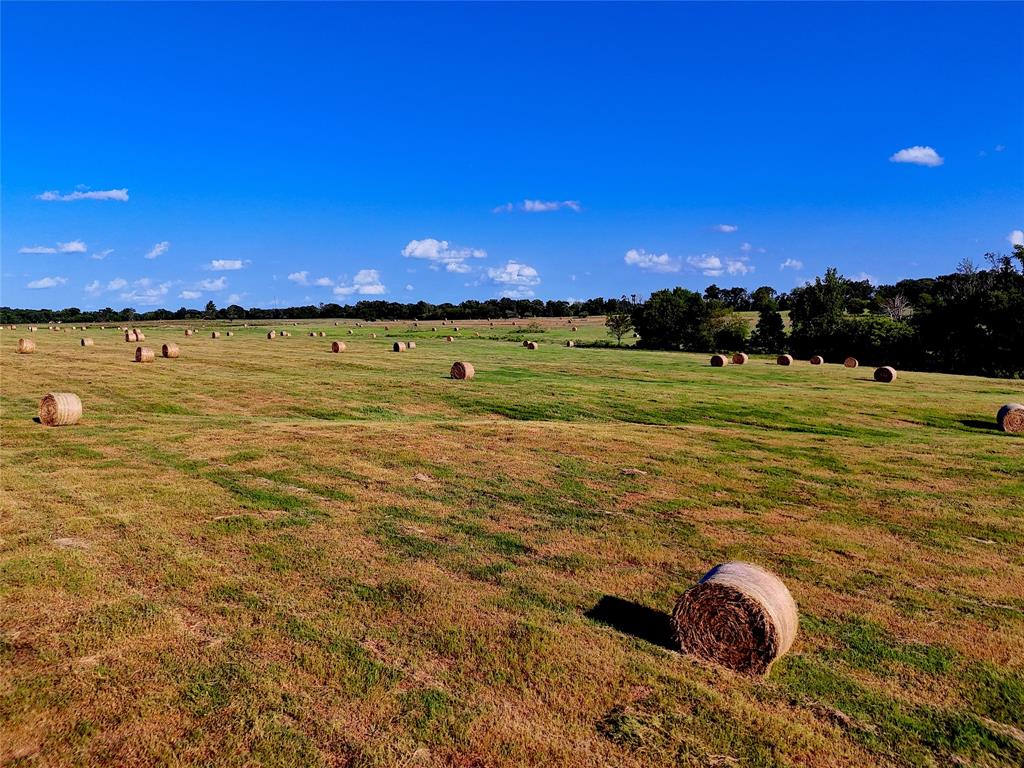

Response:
(2, 317), (1022, 767)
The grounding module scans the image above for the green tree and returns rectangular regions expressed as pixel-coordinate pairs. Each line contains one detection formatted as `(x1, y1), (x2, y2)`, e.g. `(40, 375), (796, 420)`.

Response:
(204, 300), (217, 319)
(632, 288), (712, 351)
(750, 306), (787, 353)
(605, 312), (634, 345)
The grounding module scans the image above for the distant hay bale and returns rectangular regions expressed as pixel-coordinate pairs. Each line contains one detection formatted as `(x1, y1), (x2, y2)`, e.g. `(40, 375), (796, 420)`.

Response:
(571, 326), (578, 332)
(226, 331), (233, 336)
(125, 331), (135, 342)
(873, 366), (897, 383)
(732, 353), (748, 365)
(432, 327), (437, 332)
(17, 338), (36, 354)
(407, 341), (417, 349)
(445, 336), (454, 342)
(318, 331), (326, 337)
(38, 392), (82, 427)
(809, 355), (824, 365)
(136, 332), (146, 341)
(522, 340), (531, 347)
(348, 329), (354, 335)
(566, 340), (575, 347)
(776, 354), (793, 366)
(844, 357), (859, 368)
(185, 329), (194, 336)
(331, 341), (346, 353)
(393, 341), (407, 352)
(450, 361), (475, 380)
(309, 331), (316, 336)
(527, 341), (539, 350)
(267, 330), (276, 339)
(162, 343), (180, 358)
(453, 326), (459, 332)
(135, 346), (155, 363)
(710, 354), (728, 367)
(997, 404), (1024, 434)
(281, 331), (291, 337)
(80, 338), (94, 347)
(211, 331), (221, 339)
(672, 561), (798, 676)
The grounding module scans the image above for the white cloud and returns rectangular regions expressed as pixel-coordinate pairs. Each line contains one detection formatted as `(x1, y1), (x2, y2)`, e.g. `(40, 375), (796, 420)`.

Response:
(333, 269), (386, 296)
(58, 240), (87, 253)
(27, 276), (68, 289)
(713, 224), (738, 233)
(84, 280), (101, 296)
(686, 254), (724, 276)
(725, 257), (754, 276)
(120, 279), (172, 305)
(107, 278), (127, 291)
(207, 259), (244, 271)
(740, 242), (753, 252)
(1008, 230), (1024, 247)
(19, 245), (57, 254)
(780, 258), (803, 270)
(851, 271), (876, 285)
(145, 241), (170, 259)
(37, 188), (129, 202)
(91, 248), (113, 260)
(487, 260), (540, 297)
(226, 293), (242, 304)
(287, 270), (333, 286)
(491, 203), (514, 213)
(401, 238), (487, 273)
(995, 144), (1006, 152)
(493, 200), (582, 213)
(405, 284), (414, 291)
(179, 290), (202, 300)
(198, 277), (226, 291)
(889, 145), (944, 167)
(625, 248), (682, 273)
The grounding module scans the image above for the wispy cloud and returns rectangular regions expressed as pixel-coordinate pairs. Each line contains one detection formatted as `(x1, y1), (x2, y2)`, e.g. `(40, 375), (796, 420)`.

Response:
(1008, 230), (1023, 247)
(145, 241), (170, 259)
(27, 276), (67, 289)
(207, 259), (245, 271)
(333, 269), (386, 296)
(91, 248), (113, 260)
(494, 200), (582, 213)
(889, 145), (944, 167)
(179, 290), (202, 300)
(624, 248), (681, 273)
(288, 271), (334, 286)
(120, 278), (172, 305)
(686, 254), (754, 276)
(37, 187), (129, 202)
(107, 278), (127, 291)
(84, 280), (102, 296)
(19, 245), (57, 254)
(198, 277), (226, 291)
(487, 260), (540, 298)
(18, 240), (87, 254)
(402, 238), (487, 273)
(780, 258), (803, 270)
(713, 224), (738, 233)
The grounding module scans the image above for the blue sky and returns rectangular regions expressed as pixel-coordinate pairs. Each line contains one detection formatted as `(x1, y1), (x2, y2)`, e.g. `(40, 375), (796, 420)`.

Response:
(2, 2), (1022, 310)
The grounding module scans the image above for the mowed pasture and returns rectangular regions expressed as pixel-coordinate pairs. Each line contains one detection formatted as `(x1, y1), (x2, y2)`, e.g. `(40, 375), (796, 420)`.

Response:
(2, 317), (1022, 768)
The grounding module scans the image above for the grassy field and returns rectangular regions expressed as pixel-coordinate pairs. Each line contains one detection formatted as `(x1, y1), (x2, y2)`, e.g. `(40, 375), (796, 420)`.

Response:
(2, 317), (1022, 767)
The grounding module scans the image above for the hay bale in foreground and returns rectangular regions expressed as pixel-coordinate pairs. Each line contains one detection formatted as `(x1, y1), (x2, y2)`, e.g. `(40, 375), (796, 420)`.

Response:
(267, 331), (276, 339)
(566, 340), (575, 347)
(39, 392), (82, 427)
(393, 341), (407, 352)
(318, 331), (326, 337)
(162, 343), (180, 358)
(710, 354), (728, 367)
(776, 354), (793, 366)
(125, 331), (137, 342)
(211, 331), (221, 339)
(732, 352), (749, 365)
(226, 331), (233, 337)
(844, 357), (859, 368)
(135, 346), (155, 363)
(672, 561), (798, 676)
(445, 336), (454, 343)
(309, 331), (316, 337)
(522, 340), (531, 348)
(809, 355), (824, 365)
(997, 403), (1024, 434)
(17, 338), (36, 354)
(80, 338), (94, 347)
(450, 361), (475, 380)
(527, 341), (539, 350)
(874, 366), (897, 383)
(185, 329), (194, 337)
(331, 341), (346, 353)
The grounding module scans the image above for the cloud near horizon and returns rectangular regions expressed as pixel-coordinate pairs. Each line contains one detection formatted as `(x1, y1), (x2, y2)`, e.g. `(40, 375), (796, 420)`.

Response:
(36, 187), (129, 202)
(889, 145), (944, 167)
(686, 254), (753, 277)
(288, 271), (334, 286)
(27, 276), (68, 289)
(624, 248), (681, 273)
(1009, 230), (1024, 247)
(402, 238), (486, 274)
(333, 269), (386, 296)
(487, 260), (540, 298)
(780, 258), (803, 270)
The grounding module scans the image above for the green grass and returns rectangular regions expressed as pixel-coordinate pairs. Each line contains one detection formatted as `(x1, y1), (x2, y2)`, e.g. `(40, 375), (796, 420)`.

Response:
(1, 317), (1023, 767)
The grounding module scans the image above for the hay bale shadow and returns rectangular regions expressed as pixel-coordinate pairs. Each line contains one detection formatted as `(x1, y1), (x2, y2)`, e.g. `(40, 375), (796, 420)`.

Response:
(585, 596), (676, 650)
(960, 419), (1001, 432)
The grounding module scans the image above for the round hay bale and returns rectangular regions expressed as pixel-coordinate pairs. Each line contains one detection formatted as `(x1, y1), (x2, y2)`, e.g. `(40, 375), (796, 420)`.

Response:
(347, 329), (354, 335)
(710, 354), (728, 367)
(874, 366), (897, 383)
(162, 343), (180, 358)
(185, 329), (194, 337)
(318, 331), (326, 337)
(997, 403), (1024, 434)
(124, 331), (136, 342)
(135, 346), (155, 363)
(17, 338), (36, 354)
(38, 392), (82, 427)
(527, 341), (539, 350)
(267, 330), (276, 339)
(393, 341), (407, 352)
(844, 357), (859, 368)
(445, 336), (454, 343)
(732, 352), (748, 365)
(309, 331), (316, 336)
(226, 331), (233, 337)
(407, 341), (417, 349)
(776, 354), (793, 366)
(453, 326), (459, 332)
(571, 326), (578, 332)
(80, 338), (94, 347)
(809, 355), (824, 365)
(565, 340), (575, 347)
(432, 327), (437, 332)
(371, 333), (377, 339)
(522, 340), (531, 348)
(136, 332), (146, 341)
(331, 341), (346, 353)
(450, 361), (475, 380)
(211, 331), (221, 339)
(672, 561), (798, 676)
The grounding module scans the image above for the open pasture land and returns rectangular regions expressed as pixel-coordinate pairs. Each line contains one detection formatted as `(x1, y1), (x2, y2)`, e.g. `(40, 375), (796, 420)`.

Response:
(2, 318), (1023, 767)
